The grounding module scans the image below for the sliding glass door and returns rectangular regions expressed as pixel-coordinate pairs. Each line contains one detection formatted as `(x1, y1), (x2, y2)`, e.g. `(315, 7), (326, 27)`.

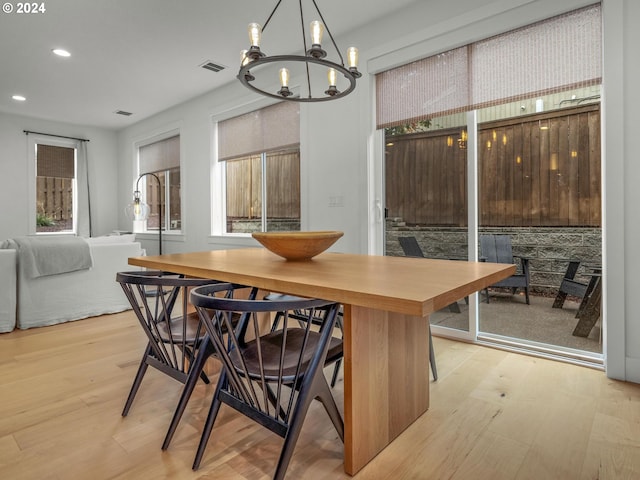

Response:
(384, 116), (470, 334)
(476, 90), (603, 357)
(377, 4), (603, 362)
(382, 87), (603, 359)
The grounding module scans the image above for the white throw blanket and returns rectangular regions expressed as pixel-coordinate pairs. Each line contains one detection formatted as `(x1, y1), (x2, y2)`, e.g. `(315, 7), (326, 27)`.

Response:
(2, 236), (93, 278)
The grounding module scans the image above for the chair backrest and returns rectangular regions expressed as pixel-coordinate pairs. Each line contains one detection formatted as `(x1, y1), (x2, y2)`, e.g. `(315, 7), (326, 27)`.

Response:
(116, 270), (239, 383)
(399, 236), (425, 258)
(190, 283), (343, 475)
(191, 284), (340, 421)
(480, 234), (514, 264)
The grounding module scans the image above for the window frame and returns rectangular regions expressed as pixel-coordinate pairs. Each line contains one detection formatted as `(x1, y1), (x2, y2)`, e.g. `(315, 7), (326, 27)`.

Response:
(223, 147), (301, 234)
(211, 99), (302, 238)
(133, 129), (182, 235)
(27, 135), (79, 236)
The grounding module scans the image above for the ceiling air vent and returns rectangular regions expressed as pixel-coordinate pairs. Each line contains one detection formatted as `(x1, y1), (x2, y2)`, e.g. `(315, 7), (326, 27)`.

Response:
(200, 61), (226, 73)
(115, 110), (133, 116)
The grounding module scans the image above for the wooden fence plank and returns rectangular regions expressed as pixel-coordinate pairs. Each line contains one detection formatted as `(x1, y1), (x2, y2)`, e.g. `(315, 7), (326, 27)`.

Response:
(385, 104), (601, 227)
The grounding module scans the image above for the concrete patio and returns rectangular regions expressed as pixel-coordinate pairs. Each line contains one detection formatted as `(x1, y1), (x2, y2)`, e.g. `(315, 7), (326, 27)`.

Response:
(431, 290), (602, 355)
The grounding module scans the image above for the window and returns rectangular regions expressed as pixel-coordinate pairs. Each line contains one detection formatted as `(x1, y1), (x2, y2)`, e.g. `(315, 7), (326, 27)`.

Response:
(137, 134), (181, 232)
(218, 102), (300, 233)
(34, 141), (77, 234)
(224, 148), (301, 233)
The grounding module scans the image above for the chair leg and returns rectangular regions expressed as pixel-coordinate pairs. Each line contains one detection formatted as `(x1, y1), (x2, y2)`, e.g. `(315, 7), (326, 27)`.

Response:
(179, 344), (211, 385)
(163, 339), (216, 450)
(428, 324), (438, 381)
(273, 376), (335, 480)
(447, 302), (461, 313)
(330, 359), (342, 387)
(315, 379), (345, 442)
(193, 374), (226, 470)
(122, 344), (152, 416)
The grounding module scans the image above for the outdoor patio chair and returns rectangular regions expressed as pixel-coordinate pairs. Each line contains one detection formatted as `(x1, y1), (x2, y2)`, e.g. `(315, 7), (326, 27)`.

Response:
(479, 234), (531, 304)
(398, 236), (426, 258)
(188, 284), (344, 478)
(552, 260), (590, 310)
(396, 236), (442, 380)
(399, 236), (466, 316)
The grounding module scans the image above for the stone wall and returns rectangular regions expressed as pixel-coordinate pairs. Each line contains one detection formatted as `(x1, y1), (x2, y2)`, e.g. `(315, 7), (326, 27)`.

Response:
(386, 219), (602, 295)
(227, 219), (301, 233)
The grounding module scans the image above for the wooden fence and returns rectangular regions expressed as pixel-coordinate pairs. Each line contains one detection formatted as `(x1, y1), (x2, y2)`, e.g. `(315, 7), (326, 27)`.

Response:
(226, 150), (300, 220)
(36, 177), (73, 222)
(385, 104), (601, 227)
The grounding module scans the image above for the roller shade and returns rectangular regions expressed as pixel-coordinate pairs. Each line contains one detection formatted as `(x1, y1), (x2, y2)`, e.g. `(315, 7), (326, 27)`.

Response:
(218, 102), (300, 161)
(36, 144), (75, 179)
(376, 4), (601, 129)
(139, 135), (180, 174)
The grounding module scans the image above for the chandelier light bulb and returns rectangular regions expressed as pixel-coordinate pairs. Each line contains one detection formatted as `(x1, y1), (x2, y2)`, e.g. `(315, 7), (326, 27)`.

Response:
(325, 68), (339, 96)
(310, 20), (324, 46)
(279, 67), (290, 87)
(327, 68), (337, 87)
(347, 47), (359, 69)
(248, 23), (262, 47)
(277, 67), (293, 97)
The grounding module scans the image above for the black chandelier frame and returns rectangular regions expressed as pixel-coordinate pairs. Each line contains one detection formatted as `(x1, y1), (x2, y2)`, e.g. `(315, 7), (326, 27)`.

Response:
(237, 0), (361, 102)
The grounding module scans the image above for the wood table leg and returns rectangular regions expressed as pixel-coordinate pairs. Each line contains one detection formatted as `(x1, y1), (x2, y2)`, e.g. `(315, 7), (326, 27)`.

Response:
(342, 305), (430, 475)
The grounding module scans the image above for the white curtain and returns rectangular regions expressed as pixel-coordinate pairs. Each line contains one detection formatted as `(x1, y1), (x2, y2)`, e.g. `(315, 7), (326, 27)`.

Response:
(76, 140), (92, 237)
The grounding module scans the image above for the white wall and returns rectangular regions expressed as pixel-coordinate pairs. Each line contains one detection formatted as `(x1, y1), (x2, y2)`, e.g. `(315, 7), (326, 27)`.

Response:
(613, 0), (640, 382)
(0, 112), (119, 240)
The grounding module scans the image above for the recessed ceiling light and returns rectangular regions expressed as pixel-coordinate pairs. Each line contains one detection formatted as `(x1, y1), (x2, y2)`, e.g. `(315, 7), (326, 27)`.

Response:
(12, 95), (26, 101)
(52, 48), (71, 57)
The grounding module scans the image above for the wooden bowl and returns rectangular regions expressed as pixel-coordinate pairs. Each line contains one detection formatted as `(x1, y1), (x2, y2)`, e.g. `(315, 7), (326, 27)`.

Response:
(252, 231), (343, 261)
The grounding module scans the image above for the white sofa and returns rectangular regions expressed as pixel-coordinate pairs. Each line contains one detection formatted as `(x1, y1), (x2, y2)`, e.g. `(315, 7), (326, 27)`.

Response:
(0, 249), (17, 332)
(0, 236), (144, 332)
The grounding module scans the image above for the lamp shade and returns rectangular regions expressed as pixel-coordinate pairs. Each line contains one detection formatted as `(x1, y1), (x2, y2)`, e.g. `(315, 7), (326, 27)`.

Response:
(126, 173), (163, 254)
(124, 200), (150, 222)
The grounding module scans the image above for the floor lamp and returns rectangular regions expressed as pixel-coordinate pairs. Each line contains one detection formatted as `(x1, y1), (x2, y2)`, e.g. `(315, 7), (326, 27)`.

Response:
(125, 172), (162, 255)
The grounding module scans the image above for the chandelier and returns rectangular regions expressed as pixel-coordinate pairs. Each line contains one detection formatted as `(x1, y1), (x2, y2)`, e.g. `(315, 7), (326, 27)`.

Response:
(238, 0), (361, 102)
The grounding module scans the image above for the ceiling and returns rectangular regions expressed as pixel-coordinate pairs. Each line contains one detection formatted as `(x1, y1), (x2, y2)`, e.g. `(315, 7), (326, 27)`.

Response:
(0, 0), (418, 130)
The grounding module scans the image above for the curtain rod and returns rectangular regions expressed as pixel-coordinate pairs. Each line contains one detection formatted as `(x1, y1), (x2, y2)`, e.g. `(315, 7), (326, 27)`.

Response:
(23, 130), (90, 142)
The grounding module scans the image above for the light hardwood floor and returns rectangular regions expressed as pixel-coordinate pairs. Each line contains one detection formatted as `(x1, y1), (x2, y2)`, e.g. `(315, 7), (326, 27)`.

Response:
(1, 310), (639, 480)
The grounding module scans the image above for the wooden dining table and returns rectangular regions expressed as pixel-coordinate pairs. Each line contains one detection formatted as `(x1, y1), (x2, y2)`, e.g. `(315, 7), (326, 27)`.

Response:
(128, 248), (514, 475)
